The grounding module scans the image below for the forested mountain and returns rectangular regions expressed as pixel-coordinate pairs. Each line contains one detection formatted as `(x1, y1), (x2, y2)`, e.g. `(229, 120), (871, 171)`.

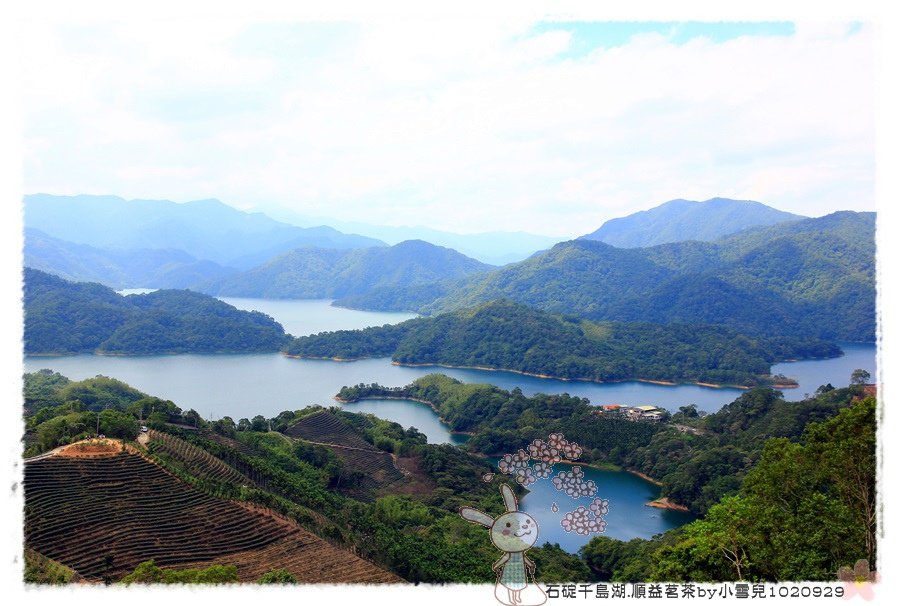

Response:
(200, 240), (494, 300)
(24, 194), (386, 269)
(400, 212), (876, 341)
(286, 300), (840, 386)
(25, 228), (238, 289)
(579, 197), (804, 247)
(24, 269), (288, 354)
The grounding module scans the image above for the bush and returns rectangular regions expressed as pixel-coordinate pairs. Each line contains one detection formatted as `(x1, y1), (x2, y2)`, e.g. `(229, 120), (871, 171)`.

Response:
(257, 569), (297, 584)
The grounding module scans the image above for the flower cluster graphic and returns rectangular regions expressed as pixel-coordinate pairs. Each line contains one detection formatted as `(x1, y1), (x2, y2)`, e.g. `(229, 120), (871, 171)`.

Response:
(838, 559), (878, 600)
(551, 466), (598, 498)
(497, 434), (584, 488)
(560, 498), (610, 535)
(494, 432), (609, 537)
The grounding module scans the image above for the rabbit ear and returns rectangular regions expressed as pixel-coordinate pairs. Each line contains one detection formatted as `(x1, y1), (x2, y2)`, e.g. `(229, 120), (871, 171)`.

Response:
(459, 506), (494, 528)
(501, 483), (518, 512)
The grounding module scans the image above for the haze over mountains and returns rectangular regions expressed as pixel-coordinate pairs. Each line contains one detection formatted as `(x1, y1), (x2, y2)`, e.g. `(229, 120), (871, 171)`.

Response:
(25, 228), (237, 289)
(579, 197), (805, 247)
(22, 193), (876, 342)
(260, 207), (563, 265)
(24, 194), (386, 269)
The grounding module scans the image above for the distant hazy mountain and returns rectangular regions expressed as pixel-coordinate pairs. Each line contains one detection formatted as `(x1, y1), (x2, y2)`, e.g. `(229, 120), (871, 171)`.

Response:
(364, 211), (875, 341)
(200, 239), (494, 300)
(580, 197), (805, 247)
(259, 207), (563, 265)
(24, 228), (237, 289)
(24, 194), (386, 269)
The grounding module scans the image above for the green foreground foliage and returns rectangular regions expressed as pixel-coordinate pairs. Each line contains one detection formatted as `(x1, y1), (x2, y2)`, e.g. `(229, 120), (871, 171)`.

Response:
(121, 560), (238, 584)
(339, 373), (870, 517)
(584, 397), (876, 582)
(24, 549), (81, 584)
(24, 370), (875, 583)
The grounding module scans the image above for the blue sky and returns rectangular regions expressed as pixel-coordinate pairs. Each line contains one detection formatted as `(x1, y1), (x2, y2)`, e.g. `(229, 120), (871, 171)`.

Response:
(530, 21), (797, 57)
(19, 17), (874, 236)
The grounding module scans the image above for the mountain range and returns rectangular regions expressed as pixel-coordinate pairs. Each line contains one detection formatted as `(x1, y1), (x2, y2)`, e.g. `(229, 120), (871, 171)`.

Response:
(24, 228), (238, 289)
(258, 207), (563, 265)
(346, 212), (875, 341)
(22, 193), (876, 342)
(579, 197), (805, 247)
(24, 194), (386, 269)
(199, 239), (494, 300)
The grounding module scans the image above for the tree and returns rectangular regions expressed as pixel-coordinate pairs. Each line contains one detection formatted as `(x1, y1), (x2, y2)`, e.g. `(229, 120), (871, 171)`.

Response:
(678, 404), (700, 418)
(815, 383), (835, 395)
(213, 416), (237, 437)
(257, 569), (297, 584)
(99, 409), (139, 440)
(689, 495), (756, 580)
(184, 409), (202, 427)
(250, 415), (268, 432)
(145, 411), (168, 428)
(851, 369), (871, 385)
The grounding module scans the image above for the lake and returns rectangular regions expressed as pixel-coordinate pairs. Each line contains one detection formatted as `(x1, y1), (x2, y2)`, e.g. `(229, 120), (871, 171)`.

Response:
(24, 297), (876, 421)
(516, 462), (696, 552)
(23, 297), (875, 548)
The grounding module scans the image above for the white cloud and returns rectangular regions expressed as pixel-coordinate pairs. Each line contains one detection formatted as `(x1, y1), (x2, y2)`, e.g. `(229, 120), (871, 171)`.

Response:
(19, 18), (875, 236)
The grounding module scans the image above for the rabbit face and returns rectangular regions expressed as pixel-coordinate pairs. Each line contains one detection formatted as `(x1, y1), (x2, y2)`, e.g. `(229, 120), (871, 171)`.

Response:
(490, 511), (538, 553)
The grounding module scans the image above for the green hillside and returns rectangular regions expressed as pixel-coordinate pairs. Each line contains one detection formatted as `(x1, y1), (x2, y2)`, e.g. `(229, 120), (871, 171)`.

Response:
(201, 239), (493, 300)
(285, 300), (840, 386)
(413, 212), (875, 341)
(24, 269), (288, 354)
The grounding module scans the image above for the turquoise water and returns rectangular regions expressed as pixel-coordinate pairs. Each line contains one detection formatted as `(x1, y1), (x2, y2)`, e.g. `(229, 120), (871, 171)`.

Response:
(516, 462), (696, 550)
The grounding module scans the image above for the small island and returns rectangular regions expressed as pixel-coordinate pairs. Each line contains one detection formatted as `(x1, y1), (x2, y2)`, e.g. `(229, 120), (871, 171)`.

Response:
(284, 299), (840, 388)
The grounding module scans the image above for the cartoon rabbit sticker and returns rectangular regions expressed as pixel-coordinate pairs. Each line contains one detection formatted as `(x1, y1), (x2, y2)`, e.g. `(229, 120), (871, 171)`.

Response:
(460, 484), (547, 606)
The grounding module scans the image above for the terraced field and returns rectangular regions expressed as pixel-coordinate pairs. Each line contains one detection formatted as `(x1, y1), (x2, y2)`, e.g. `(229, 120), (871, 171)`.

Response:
(285, 411), (376, 450)
(24, 449), (398, 583)
(147, 430), (256, 487)
(285, 412), (404, 496)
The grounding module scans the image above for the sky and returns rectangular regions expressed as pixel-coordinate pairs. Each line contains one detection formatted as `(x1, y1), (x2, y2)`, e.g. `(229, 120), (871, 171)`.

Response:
(17, 15), (877, 237)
